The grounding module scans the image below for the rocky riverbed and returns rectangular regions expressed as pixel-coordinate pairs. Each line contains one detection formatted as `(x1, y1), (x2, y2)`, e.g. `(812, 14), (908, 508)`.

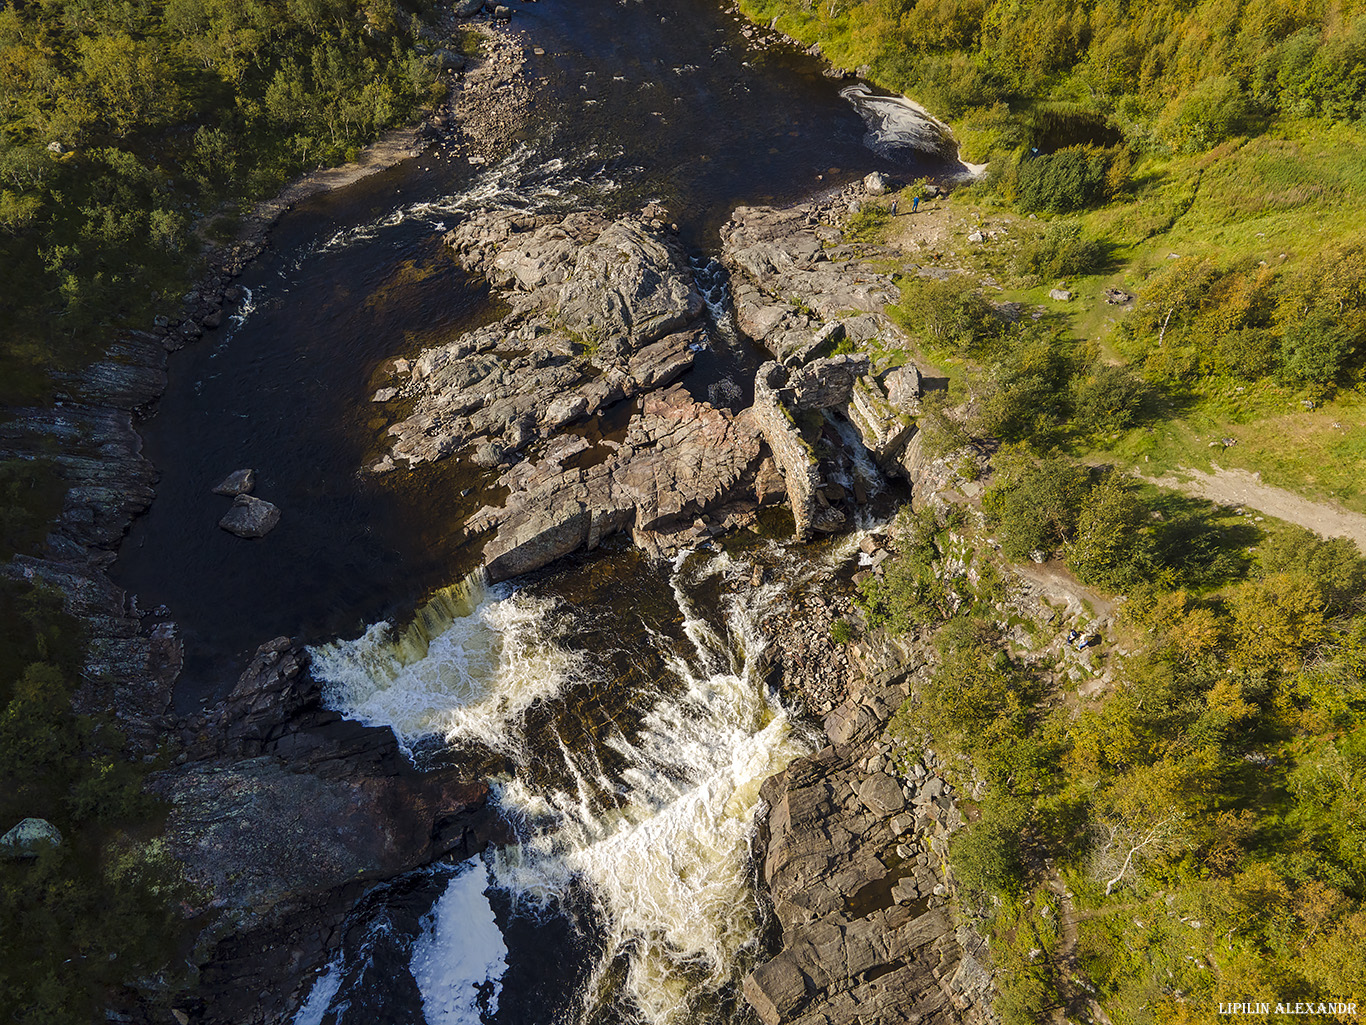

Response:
(0, 0), (1001, 1010)
(367, 182), (946, 582)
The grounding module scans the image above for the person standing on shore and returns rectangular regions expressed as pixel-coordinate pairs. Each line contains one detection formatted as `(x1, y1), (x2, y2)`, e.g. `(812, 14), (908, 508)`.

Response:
(890, 199), (897, 216)
(912, 195), (920, 213)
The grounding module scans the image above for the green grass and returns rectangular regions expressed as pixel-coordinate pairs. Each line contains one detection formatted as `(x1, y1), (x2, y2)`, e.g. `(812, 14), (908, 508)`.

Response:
(923, 121), (1366, 512)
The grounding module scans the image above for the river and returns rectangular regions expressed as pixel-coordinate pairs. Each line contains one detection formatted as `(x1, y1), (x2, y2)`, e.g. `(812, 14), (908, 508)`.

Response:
(111, 0), (951, 1020)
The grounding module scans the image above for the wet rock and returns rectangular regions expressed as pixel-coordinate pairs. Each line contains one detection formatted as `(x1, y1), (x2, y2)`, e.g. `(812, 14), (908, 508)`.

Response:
(212, 468), (256, 496)
(0, 818), (63, 859)
(218, 494), (281, 538)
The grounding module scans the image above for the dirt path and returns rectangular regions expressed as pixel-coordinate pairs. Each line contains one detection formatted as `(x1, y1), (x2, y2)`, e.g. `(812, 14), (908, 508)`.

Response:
(1142, 464), (1366, 552)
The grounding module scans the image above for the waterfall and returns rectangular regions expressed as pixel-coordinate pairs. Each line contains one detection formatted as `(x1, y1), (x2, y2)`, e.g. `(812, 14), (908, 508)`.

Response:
(303, 548), (825, 1024)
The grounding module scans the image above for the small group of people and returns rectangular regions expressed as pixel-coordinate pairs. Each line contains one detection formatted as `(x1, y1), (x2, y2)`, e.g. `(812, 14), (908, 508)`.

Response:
(1066, 629), (1097, 650)
(889, 195), (921, 216)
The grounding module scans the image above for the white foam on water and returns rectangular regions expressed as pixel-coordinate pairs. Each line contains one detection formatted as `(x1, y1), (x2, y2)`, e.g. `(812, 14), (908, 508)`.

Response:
(490, 550), (817, 1025)
(411, 859), (510, 1025)
(292, 961), (343, 1025)
(309, 575), (587, 757)
(840, 82), (951, 157)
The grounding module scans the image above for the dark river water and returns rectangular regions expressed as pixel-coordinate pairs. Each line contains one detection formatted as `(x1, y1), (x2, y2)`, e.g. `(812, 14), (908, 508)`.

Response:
(112, 0), (950, 1020)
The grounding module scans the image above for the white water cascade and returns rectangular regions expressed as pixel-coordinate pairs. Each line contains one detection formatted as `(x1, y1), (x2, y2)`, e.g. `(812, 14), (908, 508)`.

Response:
(302, 547), (824, 1024)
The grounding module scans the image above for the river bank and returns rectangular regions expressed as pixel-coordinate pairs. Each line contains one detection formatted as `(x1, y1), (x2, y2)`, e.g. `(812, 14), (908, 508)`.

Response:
(0, 14), (544, 1023)
(1, 3), (996, 1022)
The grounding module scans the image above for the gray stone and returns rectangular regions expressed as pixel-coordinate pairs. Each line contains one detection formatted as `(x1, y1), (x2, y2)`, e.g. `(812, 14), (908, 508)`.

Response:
(218, 494), (281, 538)
(371, 387), (399, 402)
(858, 772), (906, 815)
(1048, 288), (1072, 302)
(915, 775), (944, 804)
(863, 171), (890, 195)
(743, 954), (808, 1025)
(884, 363), (921, 412)
(0, 818), (63, 859)
(453, 0), (484, 14)
(211, 468), (255, 496)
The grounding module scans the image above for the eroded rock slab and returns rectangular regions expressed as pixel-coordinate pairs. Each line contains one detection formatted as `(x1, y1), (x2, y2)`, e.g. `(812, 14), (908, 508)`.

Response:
(745, 666), (994, 1025)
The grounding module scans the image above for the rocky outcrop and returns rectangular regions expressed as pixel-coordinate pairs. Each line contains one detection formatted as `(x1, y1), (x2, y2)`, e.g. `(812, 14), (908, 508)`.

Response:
(0, 332), (177, 754)
(753, 363), (822, 542)
(721, 200), (937, 488)
(471, 384), (768, 580)
(745, 667), (994, 1025)
(720, 200), (899, 365)
(156, 637), (509, 1025)
(373, 208), (780, 577)
(0, 817), (63, 859)
(372, 200), (939, 578)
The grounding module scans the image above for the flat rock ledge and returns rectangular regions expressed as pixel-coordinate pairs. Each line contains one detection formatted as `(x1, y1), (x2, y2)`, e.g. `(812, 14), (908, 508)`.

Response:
(745, 667), (995, 1025)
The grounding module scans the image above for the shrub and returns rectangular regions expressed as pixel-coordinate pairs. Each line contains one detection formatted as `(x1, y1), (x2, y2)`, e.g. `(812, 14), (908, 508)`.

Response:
(829, 617), (855, 644)
(891, 275), (1003, 354)
(845, 204), (890, 243)
(1155, 75), (1257, 152)
(1277, 314), (1353, 388)
(951, 795), (1029, 894)
(1064, 474), (1157, 590)
(1068, 362), (1148, 436)
(1257, 528), (1366, 615)
(1016, 145), (1125, 214)
(982, 448), (1089, 560)
(974, 327), (1073, 443)
(1013, 219), (1107, 281)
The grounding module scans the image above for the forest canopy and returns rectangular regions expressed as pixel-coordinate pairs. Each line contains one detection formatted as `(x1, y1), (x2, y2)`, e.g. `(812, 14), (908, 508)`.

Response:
(0, 0), (443, 399)
(740, 0), (1366, 157)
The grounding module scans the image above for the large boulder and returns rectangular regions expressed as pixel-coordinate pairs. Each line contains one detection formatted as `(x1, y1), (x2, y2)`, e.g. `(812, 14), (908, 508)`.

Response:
(0, 818), (63, 859)
(787, 354), (871, 411)
(218, 494), (281, 538)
